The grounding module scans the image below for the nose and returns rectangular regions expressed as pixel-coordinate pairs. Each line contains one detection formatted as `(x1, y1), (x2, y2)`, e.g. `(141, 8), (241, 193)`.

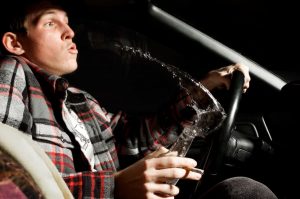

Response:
(62, 23), (75, 40)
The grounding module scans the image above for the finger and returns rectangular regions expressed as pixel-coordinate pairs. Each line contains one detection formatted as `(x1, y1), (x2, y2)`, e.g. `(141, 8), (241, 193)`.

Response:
(152, 156), (197, 169)
(155, 167), (203, 181)
(227, 64), (237, 74)
(229, 63), (251, 92)
(244, 73), (251, 85)
(233, 63), (250, 80)
(146, 183), (179, 196)
(147, 147), (170, 159)
(234, 63), (249, 72)
(243, 82), (250, 93)
(147, 192), (175, 199)
(158, 150), (178, 158)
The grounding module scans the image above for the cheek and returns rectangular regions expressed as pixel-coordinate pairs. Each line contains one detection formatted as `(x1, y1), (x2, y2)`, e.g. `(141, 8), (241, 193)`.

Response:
(30, 31), (60, 48)
(23, 36), (47, 54)
(34, 39), (63, 59)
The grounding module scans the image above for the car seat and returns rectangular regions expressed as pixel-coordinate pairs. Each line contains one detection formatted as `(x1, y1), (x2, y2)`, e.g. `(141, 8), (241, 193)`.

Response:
(0, 123), (74, 199)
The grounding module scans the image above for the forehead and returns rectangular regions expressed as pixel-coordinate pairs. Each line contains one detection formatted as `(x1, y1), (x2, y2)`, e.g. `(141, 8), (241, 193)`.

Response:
(25, 3), (67, 25)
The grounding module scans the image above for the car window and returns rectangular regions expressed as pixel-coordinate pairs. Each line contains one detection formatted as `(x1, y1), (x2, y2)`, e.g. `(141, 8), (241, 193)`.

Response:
(151, 0), (300, 78)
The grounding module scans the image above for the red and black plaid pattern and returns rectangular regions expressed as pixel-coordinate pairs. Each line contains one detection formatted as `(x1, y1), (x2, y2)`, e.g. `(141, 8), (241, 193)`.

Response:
(0, 55), (195, 198)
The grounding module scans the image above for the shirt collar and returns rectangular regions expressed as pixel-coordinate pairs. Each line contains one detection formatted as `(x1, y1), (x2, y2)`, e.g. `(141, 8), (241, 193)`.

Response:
(17, 56), (69, 98)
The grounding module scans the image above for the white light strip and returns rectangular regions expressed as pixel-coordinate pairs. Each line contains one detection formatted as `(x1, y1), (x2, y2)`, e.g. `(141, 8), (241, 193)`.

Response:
(149, 5), (286, 90)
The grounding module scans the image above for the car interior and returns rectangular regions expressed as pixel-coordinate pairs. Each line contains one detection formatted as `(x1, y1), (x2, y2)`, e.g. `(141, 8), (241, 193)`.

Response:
(1, 0), (299, 199)
(0, 123), (73, 199)
(66, 1), (300, 198)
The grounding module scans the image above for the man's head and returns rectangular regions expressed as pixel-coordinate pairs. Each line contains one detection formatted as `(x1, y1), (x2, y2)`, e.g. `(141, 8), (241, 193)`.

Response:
(0, 0), (78, 75)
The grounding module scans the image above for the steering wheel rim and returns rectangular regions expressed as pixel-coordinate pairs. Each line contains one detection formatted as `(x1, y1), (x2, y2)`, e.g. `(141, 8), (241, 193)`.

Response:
(204, 70), (245, 176)
(177, 70), (245, 198)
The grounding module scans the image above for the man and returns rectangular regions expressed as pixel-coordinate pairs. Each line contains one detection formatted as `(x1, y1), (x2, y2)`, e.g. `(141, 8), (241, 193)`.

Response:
(0, 0), (277, 199)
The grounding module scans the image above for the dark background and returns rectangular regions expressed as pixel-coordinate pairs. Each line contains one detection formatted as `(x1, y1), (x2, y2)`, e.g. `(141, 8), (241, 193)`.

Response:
(151, 0), (300, 72)
(70, 0), (300, 77)
(67, 0), (300, 113)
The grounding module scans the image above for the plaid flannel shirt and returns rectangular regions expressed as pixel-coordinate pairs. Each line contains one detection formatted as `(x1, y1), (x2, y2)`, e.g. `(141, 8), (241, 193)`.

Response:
(0, 55), (194, 198)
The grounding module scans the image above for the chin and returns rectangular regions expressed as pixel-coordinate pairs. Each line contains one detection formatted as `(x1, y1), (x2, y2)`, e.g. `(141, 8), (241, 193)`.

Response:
(66, 66), (78, 75)
(59, 63), (78, 75)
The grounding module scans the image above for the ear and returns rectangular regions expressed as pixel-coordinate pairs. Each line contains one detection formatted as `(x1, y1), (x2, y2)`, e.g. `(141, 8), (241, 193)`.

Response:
(2, 32), (25, 55)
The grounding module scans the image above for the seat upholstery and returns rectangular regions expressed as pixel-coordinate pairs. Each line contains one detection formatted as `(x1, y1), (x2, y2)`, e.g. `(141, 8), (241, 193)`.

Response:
(0, 123), (73, 199)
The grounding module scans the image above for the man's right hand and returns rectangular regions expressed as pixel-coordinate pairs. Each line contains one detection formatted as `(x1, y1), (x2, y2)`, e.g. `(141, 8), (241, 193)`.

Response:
(114, 147), (202, 199)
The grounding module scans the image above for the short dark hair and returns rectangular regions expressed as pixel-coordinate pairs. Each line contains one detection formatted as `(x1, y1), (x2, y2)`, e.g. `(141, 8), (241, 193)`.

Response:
(0, 0), (72, 54)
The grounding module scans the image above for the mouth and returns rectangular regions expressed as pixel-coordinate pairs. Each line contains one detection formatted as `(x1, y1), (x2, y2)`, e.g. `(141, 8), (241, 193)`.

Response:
(68, 43), (78, 54)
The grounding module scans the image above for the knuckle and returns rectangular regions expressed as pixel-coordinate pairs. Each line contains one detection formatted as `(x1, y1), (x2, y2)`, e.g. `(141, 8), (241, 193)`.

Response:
(143, 170), (153, 182)
(168, 158), (178, 167)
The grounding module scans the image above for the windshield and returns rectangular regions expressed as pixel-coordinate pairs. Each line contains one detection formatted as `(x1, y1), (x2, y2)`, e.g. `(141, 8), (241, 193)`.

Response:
(151, 0), (299, 80)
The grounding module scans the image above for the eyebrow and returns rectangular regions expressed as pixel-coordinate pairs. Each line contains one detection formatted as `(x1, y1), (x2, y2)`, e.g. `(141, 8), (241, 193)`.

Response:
(30, 9), (68, 25)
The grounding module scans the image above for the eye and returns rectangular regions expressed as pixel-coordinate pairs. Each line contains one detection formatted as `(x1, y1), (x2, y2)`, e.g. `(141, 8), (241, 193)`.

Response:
(44, 21), (55, 28)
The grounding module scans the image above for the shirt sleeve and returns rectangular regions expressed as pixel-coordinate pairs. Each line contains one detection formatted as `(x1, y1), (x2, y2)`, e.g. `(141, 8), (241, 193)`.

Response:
(0, 57), (33, 133)
(114, 86), (198, 168)
(63, 171), (114, 199)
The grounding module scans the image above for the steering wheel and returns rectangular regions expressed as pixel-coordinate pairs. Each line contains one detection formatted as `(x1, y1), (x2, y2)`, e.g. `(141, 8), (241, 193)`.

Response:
(202, 70), (245, 181)
(175, 70), (245, 198)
